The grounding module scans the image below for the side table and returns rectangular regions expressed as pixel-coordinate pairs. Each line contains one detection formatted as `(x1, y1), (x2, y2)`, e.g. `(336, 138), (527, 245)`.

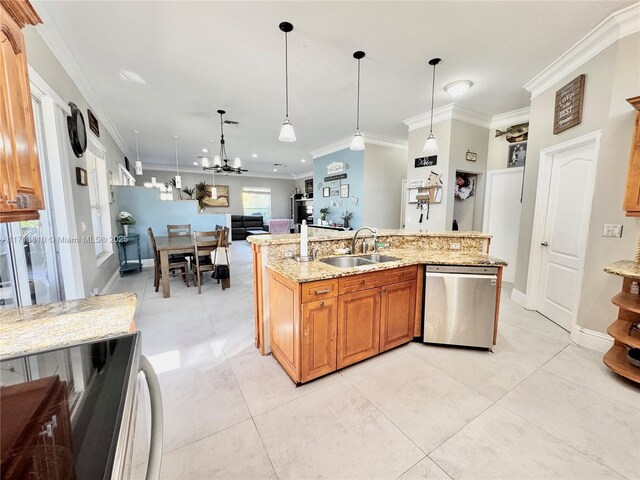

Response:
(117, 233), (142, 276)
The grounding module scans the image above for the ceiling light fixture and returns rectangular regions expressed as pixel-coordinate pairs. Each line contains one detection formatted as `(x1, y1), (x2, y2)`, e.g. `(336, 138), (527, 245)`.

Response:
(278, 22), (296, 142)
(202, 148), (208, 153)
(203, 110), (248, 174)
(445, 80), (472, 97)
(193, 161), (199, 166)
(173, 135), (182, 189)
(350, 51), (366, 151)
(133, 130), (143, 175)
(300, 158), (306, 163)
(423, 57), (441, 156)
(252, 153), (258, 158)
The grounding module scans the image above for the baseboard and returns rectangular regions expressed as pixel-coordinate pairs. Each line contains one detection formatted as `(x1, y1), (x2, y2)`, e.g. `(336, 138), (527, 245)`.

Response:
(511, 288), (526, 308)
(570, 325), (614, 353)
(100, 268), (120, 295)
(141, 258), (154, 267)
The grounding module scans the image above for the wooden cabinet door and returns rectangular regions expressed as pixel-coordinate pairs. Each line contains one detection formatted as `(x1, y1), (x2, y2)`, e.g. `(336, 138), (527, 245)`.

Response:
(623, 107), (640, 216)
(301, 297), (337, 382)
(0, 3), (44, 222)
(379, 280), (416, 352)
(337, 288), (380, 369)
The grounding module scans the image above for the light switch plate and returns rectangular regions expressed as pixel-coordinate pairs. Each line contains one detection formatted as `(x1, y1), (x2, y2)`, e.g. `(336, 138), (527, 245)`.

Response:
(450, 242), (461, 250)
(603, 224), (623, 238)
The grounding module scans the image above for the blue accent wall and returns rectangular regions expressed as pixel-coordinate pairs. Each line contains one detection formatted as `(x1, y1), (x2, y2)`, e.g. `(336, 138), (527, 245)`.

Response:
(313, 149), (364, 229)
(114, 186), (226, 259)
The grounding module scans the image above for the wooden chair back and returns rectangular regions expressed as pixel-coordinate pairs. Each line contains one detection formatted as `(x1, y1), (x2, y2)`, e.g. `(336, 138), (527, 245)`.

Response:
(215, 224), (223, 231)
(167, 224), (191, 237)
(193, 231), (219, 263)
(147, 227), (159, 265)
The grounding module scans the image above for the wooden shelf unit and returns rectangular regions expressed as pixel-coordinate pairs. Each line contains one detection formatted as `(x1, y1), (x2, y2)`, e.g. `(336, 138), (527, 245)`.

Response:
(612, 291), (640, 315)
(607, 319), (640, 350)
(604, 344), (640, 384)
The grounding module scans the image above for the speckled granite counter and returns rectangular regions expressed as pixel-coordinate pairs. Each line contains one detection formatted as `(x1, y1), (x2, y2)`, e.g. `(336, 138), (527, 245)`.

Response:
(605, 260), (640, 279)
(0, 293), (137, 359)
(267, 248), (507, 283)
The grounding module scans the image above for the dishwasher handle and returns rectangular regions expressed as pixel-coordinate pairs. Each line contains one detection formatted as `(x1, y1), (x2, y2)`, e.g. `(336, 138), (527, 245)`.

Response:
(140, 355), (163, 480)
(426, 272), (498, 281)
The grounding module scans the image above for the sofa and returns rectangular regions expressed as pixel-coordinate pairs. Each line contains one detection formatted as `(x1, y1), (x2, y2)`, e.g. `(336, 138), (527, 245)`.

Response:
(231, 215), (268, 240)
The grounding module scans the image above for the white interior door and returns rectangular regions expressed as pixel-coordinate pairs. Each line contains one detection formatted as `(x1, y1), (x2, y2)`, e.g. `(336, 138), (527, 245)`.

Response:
(482, 168), (523, 284)
(535, 140), (597, 331)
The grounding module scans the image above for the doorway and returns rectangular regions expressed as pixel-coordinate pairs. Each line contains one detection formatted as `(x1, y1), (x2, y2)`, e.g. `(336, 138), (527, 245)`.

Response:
(526, 131), (600, 331)
(452, 171), (478, 231)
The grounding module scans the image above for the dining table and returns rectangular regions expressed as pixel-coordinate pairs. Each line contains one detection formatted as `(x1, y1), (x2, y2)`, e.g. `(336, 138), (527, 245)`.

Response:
(154, 233), (219, 298)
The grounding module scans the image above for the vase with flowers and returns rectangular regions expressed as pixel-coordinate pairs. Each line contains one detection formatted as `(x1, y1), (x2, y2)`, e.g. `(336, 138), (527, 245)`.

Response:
(117, 211), (136, 236)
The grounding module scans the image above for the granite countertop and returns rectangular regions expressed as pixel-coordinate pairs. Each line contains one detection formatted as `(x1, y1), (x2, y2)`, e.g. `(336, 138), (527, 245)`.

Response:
(0, 293), (137, 359)
(267, 248), (507, 283)
(604, 260), (640, 280)
(248, 229), (492, 245)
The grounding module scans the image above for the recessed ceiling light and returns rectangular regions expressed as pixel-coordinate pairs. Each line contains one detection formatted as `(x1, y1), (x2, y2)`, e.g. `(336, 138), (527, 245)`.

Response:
(202, 148), (208, 153)
(300, 158), (306, 163)
(252, 153), (258, 158)
(193, 161), (198, 165)
(273, 168), (278, 172)
(444, 80), (473, 97)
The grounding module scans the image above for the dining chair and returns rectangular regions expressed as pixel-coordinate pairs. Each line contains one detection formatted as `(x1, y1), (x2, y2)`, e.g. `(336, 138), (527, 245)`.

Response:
(147, 227), (190, 292)
(167, 224), (192, 263)
(192, 230), (219, 294)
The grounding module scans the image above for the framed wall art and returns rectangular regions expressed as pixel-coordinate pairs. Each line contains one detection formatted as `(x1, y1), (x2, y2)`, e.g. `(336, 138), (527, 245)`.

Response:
(323, 187), (330, 197)
(508, 141), (527, 168)
(75, 167), (88, 186)
(340, 184), (350, 198)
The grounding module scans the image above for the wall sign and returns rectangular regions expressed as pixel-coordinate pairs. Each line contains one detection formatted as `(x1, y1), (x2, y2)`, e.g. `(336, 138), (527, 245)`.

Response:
(553, 74), (585, 135)
(408, 179), (426, 188)
(324, 173), (347, 182)
(326, 161), (345, 174)
(414, 155), (437, 168)
(87, 109), (100, 137)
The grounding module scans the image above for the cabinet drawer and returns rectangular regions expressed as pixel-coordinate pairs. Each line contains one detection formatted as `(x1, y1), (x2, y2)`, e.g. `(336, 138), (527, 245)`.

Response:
(338, 271), (382, 294)
(380, 265), (417, 285)
(301, 278), (339, 303)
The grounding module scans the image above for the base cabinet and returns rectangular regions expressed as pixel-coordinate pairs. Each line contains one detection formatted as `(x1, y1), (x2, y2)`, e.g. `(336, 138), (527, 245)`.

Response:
(380, 280), (417, 352)
(337, 289), (381, 369)
(301, 298), (337, 382)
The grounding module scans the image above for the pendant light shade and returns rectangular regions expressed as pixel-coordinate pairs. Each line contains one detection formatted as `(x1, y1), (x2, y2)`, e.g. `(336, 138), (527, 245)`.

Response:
(350, 51), (366, 151)
(201, 157), (210, 168)
(173, 135), (182, 189)
(423, 57), (441, 155)
(133, 130), (143, 175)
(278, 22), (296, 142)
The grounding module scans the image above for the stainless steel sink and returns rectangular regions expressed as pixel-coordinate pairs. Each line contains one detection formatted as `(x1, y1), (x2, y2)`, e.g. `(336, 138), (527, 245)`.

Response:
(320, 256), (374, 268)
(319, 254), (399, 268)
(356, 254), (398, 263)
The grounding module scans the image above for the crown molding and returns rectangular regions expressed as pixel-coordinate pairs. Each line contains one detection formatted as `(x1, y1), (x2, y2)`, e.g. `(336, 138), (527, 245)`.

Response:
(309, 132), (408, 159)
(524, 3), (640, 99)
(292, 170), (313, 180)
(403, 103), (492, 131)
(141, 162), (303, 181)
(489, 107), (530, 129)
(32, 3), (128, 155)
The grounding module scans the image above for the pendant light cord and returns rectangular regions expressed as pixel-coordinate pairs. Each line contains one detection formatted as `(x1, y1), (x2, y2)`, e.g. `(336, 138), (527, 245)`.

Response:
(356, 57), (361, 131)
(429, 62), (436, 134)
(219, 111), (227, 160)
(135, 133), (140, 162)
(284, 31), (289, 118)
(174, 137), (179, 176)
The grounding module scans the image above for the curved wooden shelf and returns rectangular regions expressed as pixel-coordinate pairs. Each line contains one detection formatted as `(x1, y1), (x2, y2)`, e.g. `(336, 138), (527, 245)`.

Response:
(603, 344), (640, 384)
(607, 319), (640, 349)
(612, 292), (640, 315)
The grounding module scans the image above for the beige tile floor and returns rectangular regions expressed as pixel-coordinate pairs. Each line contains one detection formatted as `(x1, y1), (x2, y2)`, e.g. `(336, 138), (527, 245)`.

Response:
(110, 242), (640, 480)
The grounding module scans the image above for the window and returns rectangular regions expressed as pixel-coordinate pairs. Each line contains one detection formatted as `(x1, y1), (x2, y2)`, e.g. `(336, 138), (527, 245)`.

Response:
(242, 186), (271, 222)
(87, 142), (113, 263)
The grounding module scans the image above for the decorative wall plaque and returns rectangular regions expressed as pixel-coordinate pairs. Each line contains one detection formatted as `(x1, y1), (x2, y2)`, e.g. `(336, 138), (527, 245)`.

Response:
(87, 109), (100, 137)
(414, 155), (437, 168)
(324, 173), (347, 182)
(553, 74), (585, 135)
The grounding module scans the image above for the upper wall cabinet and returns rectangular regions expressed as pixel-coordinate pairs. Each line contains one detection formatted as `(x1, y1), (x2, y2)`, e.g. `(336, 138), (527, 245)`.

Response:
(624, 96), (640, 217)
(0, 0), (44, 223)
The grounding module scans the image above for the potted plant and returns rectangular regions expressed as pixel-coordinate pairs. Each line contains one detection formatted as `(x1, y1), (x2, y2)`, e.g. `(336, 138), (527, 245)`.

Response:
(341, 211), (353, 229)
(319, 207), (331, 225)
(182, 186), (195, 199)
(194, 181), (210, 211)
(117, 211), (136, 236)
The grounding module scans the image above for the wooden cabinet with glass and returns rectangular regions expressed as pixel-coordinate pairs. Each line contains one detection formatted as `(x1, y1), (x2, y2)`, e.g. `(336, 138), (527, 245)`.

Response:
(0, 0), (44, 223)
(623, 96), (640, 217)
(268, 265), (421, 384)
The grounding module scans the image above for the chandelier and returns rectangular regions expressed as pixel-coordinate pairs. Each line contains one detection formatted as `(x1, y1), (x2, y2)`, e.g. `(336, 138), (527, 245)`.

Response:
(202, 109), (247, 174)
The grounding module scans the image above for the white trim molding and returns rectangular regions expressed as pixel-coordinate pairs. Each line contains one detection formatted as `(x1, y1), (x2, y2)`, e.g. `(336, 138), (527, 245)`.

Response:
(309, 132), (408, 159)
(141, 162), (304, 180)
(28, 65), (71, 115)
(524, 3), (640, 99)
(403, 103), (492, 131)
(489, 107), (530, 130)
(570, 325), (613, 353)
(100, 268), (120, 295)
(510, 288), (527, 308)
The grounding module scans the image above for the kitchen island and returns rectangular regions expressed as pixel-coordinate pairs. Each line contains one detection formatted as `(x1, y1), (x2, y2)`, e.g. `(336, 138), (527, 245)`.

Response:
(248, 230), (507, 384)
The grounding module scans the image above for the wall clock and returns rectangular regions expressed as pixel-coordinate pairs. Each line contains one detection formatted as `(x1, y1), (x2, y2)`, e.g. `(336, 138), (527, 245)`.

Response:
(67, 102), (87, 158)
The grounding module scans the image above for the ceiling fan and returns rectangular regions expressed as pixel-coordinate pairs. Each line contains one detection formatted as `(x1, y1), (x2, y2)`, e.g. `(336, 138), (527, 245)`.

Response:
(202, 109), (247, 174)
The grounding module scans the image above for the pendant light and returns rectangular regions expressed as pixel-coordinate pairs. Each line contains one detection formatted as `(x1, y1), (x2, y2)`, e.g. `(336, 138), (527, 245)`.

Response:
(423, 57), (441, 156)
(173, 135), (182, 189)
(350, 51), (366, 151)
(133, 130), (143, 175)
(278, 22), (296, 142)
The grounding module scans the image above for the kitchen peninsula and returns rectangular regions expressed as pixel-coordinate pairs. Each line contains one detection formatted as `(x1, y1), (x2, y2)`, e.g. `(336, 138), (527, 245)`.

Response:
(249, 230), (507, 384)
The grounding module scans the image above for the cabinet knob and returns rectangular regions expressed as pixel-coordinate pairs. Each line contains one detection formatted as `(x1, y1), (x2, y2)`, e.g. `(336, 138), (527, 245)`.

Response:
(359, 280), (365, 286)
(319, 301), (325, 309)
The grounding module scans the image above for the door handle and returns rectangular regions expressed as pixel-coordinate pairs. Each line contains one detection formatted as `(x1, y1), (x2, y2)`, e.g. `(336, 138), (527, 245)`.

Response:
(541, 242), (549, 247)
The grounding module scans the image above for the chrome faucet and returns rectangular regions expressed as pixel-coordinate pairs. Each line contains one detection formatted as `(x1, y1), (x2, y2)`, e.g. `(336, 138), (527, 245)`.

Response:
(351, 227), (378, 254)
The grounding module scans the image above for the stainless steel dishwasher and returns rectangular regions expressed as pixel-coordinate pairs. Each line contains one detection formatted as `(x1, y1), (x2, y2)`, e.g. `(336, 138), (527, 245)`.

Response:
(423, 265), (498, 349)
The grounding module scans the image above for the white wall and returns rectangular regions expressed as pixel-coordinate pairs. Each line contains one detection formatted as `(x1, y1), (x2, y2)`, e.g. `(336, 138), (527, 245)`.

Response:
(139, 169), (296, 220)
(362, 144), (407, 229)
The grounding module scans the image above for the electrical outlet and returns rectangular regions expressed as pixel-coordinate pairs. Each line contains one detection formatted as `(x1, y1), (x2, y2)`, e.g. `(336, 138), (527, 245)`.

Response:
(81, 221), (87, 233)
(450, 242), (461, 250)
(603, 224), (623, 238)
(284, 251), (294, 258)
